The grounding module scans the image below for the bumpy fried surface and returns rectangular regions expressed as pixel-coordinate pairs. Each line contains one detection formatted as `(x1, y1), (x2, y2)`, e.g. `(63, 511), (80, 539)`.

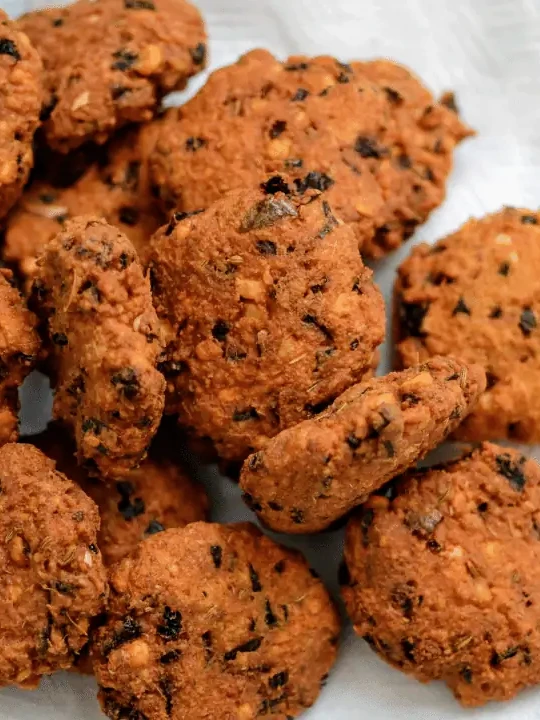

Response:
(4, 122), (164, 290)
(0, 270), (40, 444)
(0, 443), (107, 688)
(33, 216), (165, 479)
(395, 207), (540, 442)
(18, 0), (206, 151)
(149, 178), (385, 464)
(342, 443), (540, 707)
(0, 11), (42, 219)
(30, 422), (209, 566)
(93, 523), (340, 719)
(150, 50), (471, 257)
(240, 356), (485, 534)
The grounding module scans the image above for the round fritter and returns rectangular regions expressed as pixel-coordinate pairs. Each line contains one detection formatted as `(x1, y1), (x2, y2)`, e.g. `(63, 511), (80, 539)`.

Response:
(0, 269), (40, 445)
(4, 122), (164, 290)
(149, 178), (385, 464)
(395, 207), (540, 443)
(149, 50), (472, 257)
(29, 422), (209, 566)
(17, 0), (206, 152)
(33, 216), (165, 479)
(0, 443), (107, 688)
(342, 443), (540, 707)
(0, 11), (42, 219)
(240, 356), (485, 534)
(93, 522), (340, 720)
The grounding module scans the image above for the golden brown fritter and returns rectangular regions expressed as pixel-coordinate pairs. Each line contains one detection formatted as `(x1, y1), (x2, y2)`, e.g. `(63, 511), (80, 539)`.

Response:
(342, 443), (540, 707)
(4, 122), (164, 290)
(18, 0), (206, 152)
(33, 216), (165, 479)
(149, 50), (471, 257)
(395, 207), (540, 443)
(240, 356), (486, 534)
(29, 422), (209, 566)
(93, 522), (340, 719)
(0, 269), (40, 445)
(0, 443), (107, 688)
(0, 10), (42, 219)
(149, 177), (385, 464)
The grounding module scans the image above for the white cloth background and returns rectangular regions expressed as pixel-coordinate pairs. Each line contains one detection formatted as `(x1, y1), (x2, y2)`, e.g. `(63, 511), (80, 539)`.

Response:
(2, 0), (540, 717)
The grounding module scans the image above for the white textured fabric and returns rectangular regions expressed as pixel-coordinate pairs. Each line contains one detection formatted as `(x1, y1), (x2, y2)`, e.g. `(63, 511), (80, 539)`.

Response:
(2, 0), (540, 717)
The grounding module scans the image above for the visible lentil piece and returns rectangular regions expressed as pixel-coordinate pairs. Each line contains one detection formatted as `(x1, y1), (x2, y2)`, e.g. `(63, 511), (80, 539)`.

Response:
(498, 261), (510, 276)
(274, 560), (285, 574)
(347, 433), (361, 450)
(521, 214), (538, 225)
(490, 306), (503, 319)
(460, 666), (473, 684)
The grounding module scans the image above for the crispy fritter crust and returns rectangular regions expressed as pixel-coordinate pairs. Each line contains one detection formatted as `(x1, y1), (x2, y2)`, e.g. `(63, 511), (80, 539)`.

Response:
(395, 207), (540, 442)
(29, 422), (209, 565)
(18, 0), (206, 151)
(4, 122), (164, 290)
(0, 443), (107, 688)
(149, 178), (385, 463)
(342, 443), (540, 706)
(0, 10), (42, 218)
(33, 216), (165, 478)
(0, 270), (40, 444)
(150, 50), (471, 257)
(93, 522), (340, 719)
(240, 356), (486, 533)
